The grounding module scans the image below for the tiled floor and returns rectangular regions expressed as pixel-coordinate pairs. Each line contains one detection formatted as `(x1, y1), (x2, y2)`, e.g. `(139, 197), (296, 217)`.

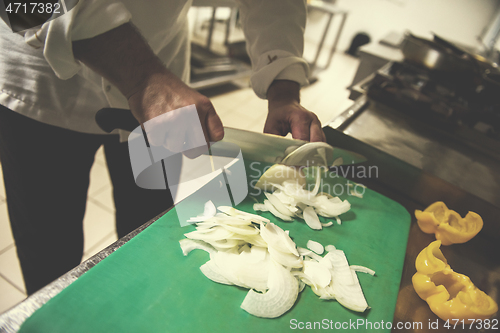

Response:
(0, 51), (360, 314)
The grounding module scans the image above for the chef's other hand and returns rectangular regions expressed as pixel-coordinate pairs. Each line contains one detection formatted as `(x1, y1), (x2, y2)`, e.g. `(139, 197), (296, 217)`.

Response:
(265, 80), (326, 142)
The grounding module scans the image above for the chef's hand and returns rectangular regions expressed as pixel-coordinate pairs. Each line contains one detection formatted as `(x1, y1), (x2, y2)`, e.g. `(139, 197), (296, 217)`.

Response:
(265, 80), (326, 142)
(73, 23), (224, 152)
(127, 69), (224, 154)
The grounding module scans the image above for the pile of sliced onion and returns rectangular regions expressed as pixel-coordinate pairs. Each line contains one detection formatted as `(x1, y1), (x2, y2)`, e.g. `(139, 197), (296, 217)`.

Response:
(253, 166), (351, 230)
(180, 202), (373, 318)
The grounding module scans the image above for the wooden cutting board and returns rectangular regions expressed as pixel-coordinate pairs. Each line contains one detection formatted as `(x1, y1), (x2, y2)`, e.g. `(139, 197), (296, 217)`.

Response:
(19, 163), (411, 333)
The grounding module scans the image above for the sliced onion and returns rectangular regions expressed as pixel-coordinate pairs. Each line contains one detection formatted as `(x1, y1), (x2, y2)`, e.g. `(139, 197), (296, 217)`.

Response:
(260, 222), (299, 256)
(220, 224), (260, 236)
(298, 279), (306, 292)
(267, 246), (303, 268)
(212, 247), (271, 292)
(264, 200), (293, 221)
(253, 203), (268, 212)
(235, 248), (271, 292)
(303, 207), (322, 230)
(184, 228), (234, 242)
(321, 222), (333, 227)
(237, 235), (268, 248)
(179, 239), (216, 256)
(297, 247), (323, 262)
(315, 200), (351, 218)
(351, 265), (375, 276)
(200, 260), (233, 285)
(303, 260), (331, 288)
(325, 244), (337, 252)
(306, 240), (324, 255)
(293, 271), (318, 289)
(325, 250), (369, 312)
(218, 206), (270, 223)
(209, 239), (245, 251)
(181, 203), (373, 318)
(265, 192), (295, 218)
(187, 200), (217, 223)
(273, 190), (298, 206)
(317, 285), (336, 300)
(240, 261), (299, 318)
(253, 165), (306, 192)
(297, 247), (312, 256)
(310, 167), (322, 196)
(282, 180), (313, 203)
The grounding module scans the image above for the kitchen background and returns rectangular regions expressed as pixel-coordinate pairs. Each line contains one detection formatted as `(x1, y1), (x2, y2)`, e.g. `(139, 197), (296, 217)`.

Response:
(1, 0), (499, 313)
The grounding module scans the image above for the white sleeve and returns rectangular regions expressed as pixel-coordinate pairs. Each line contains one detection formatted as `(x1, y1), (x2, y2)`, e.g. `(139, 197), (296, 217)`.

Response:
(235, 0), (309, 99)
(24, 0), (132, 80)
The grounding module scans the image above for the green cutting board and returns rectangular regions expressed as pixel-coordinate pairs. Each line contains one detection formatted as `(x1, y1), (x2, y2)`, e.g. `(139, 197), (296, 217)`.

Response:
(19, 164), (410, 333)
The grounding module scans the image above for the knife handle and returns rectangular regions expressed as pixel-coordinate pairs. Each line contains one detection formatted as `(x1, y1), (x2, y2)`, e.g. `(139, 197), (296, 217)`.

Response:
(95, 108), (140, 133)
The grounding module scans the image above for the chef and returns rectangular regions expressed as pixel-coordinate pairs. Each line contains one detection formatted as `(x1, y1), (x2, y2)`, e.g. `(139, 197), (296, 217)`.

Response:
(0, 0), (325, 295)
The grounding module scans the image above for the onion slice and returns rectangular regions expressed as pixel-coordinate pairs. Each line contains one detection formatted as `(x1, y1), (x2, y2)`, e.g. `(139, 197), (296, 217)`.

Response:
(307, 240), (324, 255)
(240, 261), (299, 318)
(260, 222), (299, 256)
(218, 206), (270, 223)
(303, 207), (322, 230)
(326, 250), (369, 312)
(179, 239), (216, 256)
(325, 244), (337, 252)
(200, 260), (233, 285)
(187, 200), (217, 223)
(265, 192), (295, 218)
(264, 200), (294, 222)
(350, 265), (376, 276)
(303, 260), (331, 288)
(253, 203), (268, 212)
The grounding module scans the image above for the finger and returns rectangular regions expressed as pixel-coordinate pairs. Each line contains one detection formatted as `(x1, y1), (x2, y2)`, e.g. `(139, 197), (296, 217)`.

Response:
(290, 118), (311, 141)
(310, 120), (326, 142)
(206, 110), (224, 142)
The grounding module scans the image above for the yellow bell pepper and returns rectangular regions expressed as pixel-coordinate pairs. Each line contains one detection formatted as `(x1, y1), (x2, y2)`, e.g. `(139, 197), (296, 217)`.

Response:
(412, 240), (498, 323)
(415, 202), (483, 245)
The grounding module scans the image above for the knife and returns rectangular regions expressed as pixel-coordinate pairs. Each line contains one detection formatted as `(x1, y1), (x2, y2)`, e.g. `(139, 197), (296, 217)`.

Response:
(95, 108), (367, 167)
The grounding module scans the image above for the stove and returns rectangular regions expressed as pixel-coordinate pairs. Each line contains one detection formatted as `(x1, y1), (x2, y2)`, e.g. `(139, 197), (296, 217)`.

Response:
(331, 60), (500, 209)
(365, 61), (500, 157)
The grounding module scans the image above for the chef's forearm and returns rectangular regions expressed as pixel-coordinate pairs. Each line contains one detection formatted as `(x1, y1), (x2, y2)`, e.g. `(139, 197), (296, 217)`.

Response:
(72, 23), (168, 99)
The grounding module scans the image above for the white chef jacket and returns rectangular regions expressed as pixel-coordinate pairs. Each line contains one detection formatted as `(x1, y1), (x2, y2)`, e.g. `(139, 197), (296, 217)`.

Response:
(0, 0), (309, 134)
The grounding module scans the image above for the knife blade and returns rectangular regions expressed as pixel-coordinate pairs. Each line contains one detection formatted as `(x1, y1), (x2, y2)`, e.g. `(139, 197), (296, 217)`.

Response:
(95, 108), (367, 167)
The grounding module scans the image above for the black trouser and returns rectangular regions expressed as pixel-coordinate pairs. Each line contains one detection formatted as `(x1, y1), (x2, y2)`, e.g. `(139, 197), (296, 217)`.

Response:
(0, 105), (174, 295)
